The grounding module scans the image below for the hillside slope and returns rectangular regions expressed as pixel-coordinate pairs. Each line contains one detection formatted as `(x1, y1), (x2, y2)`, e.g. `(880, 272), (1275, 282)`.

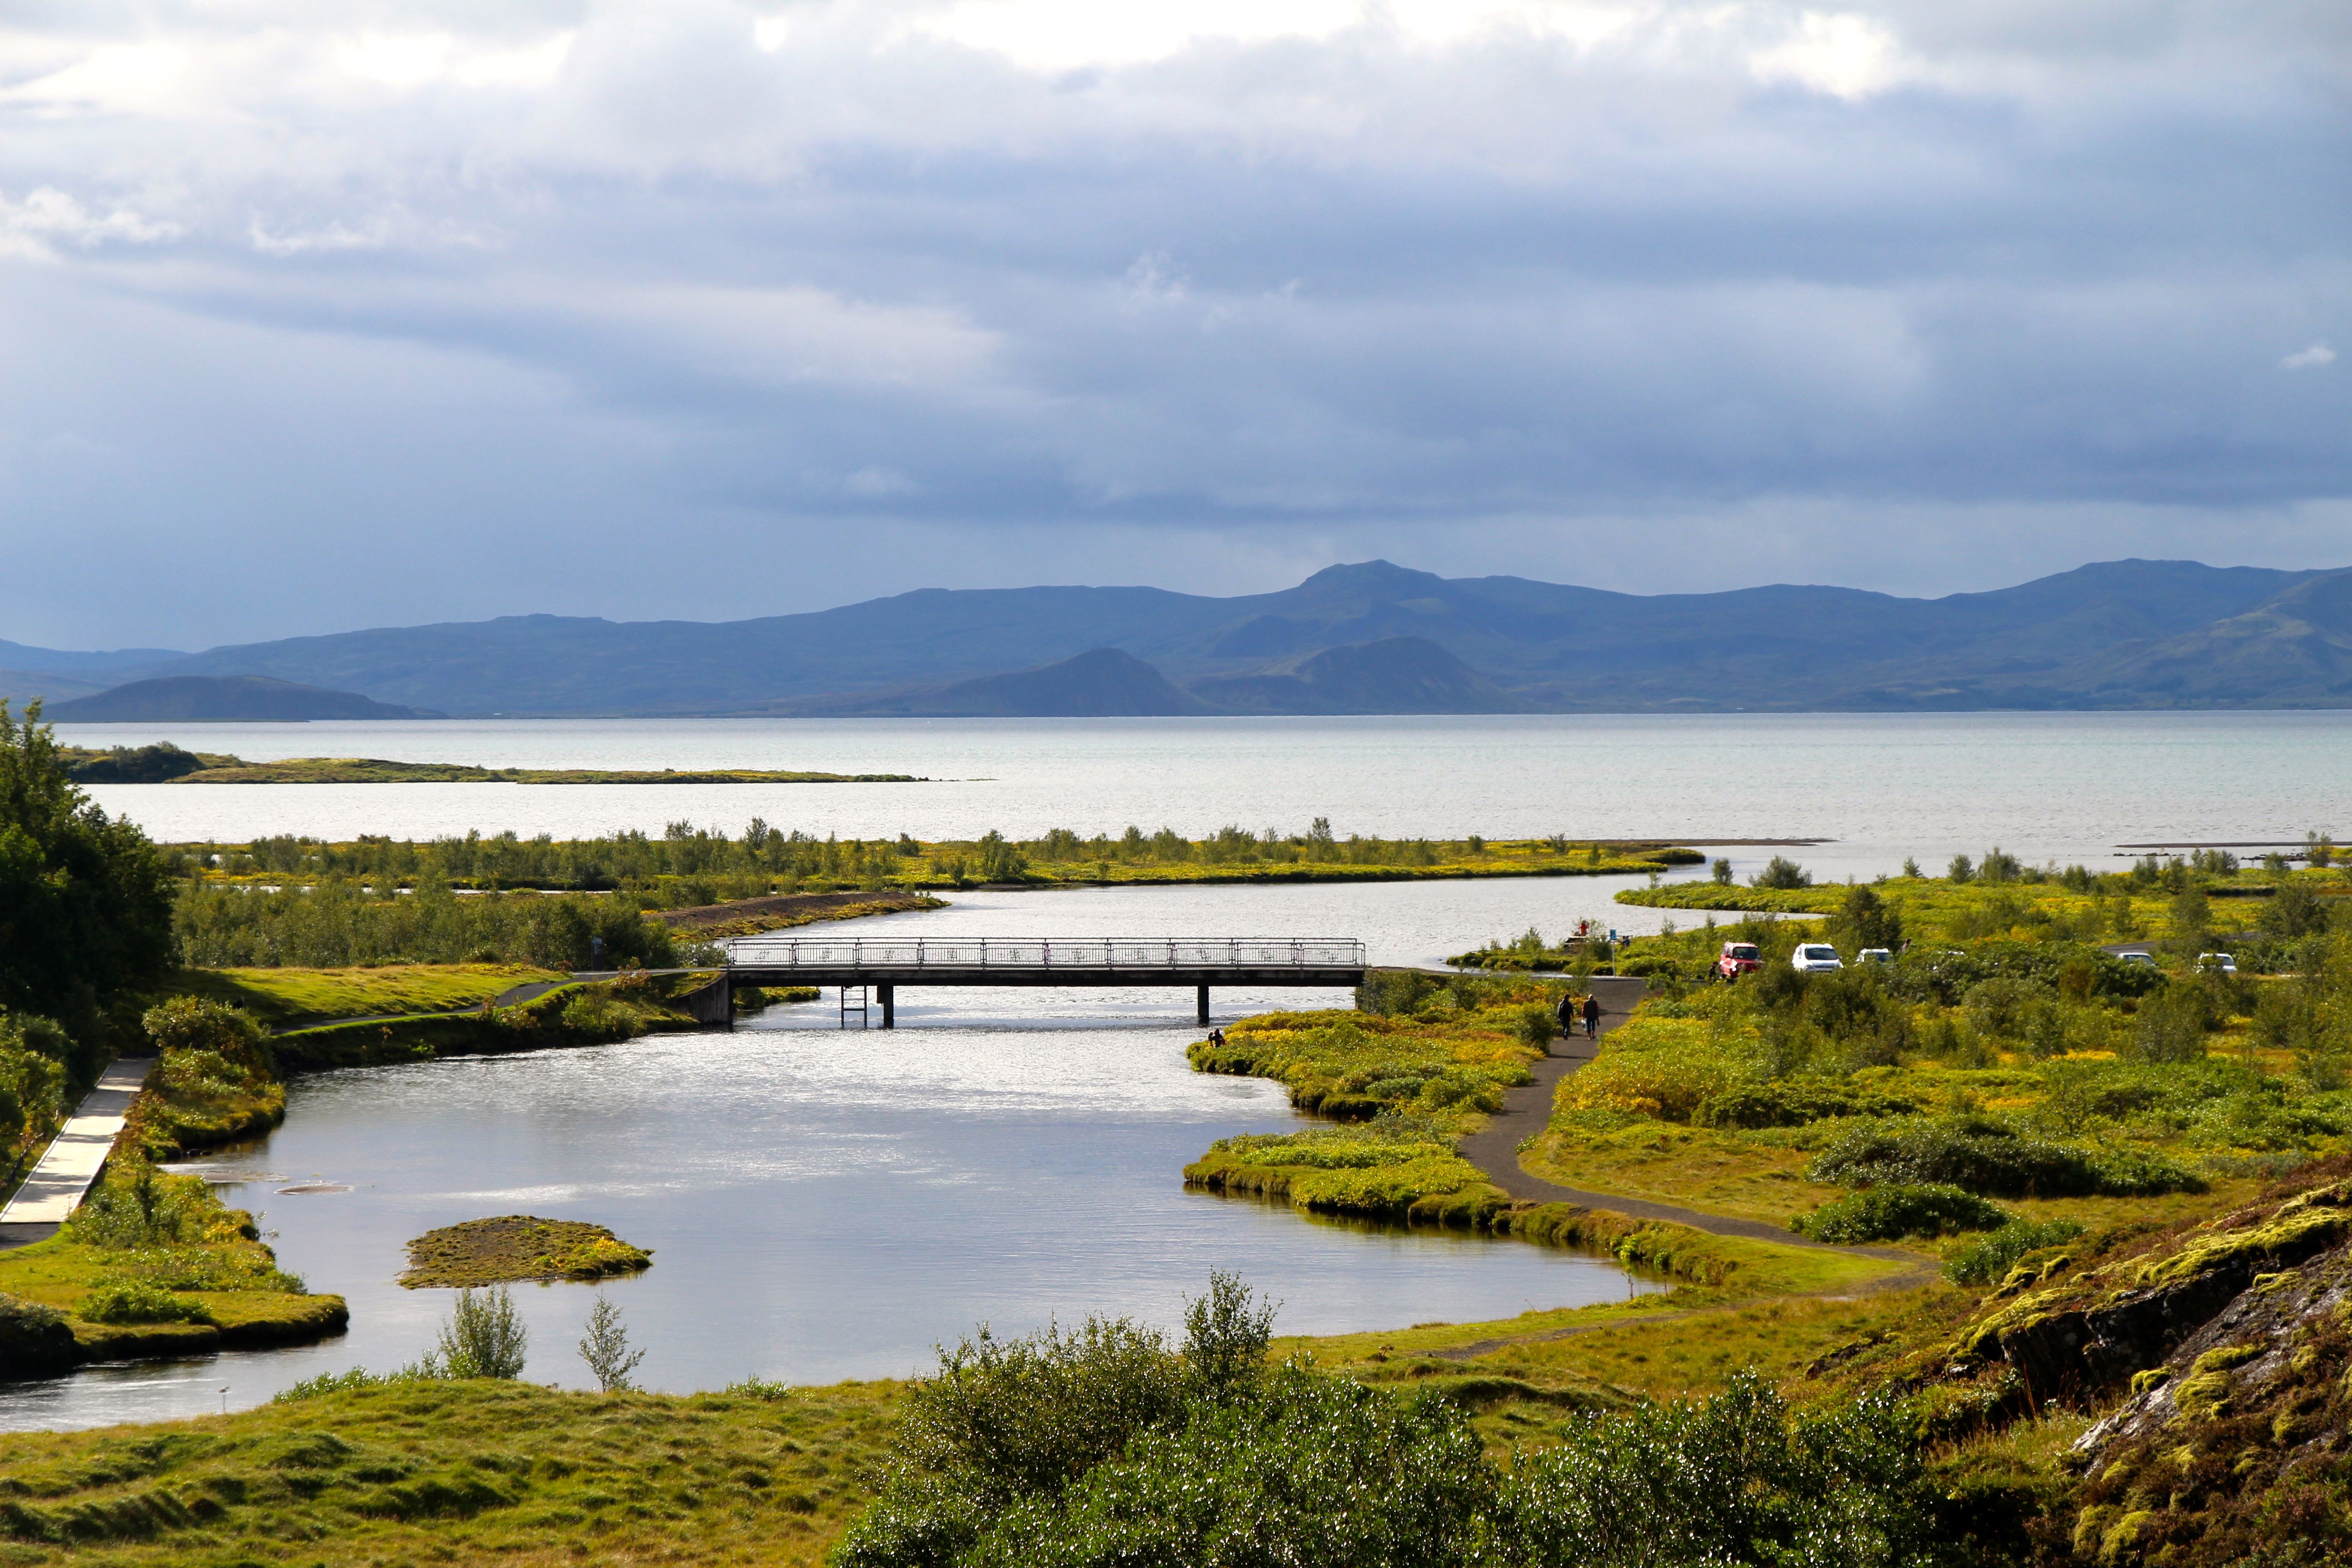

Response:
(48, 676), (445, 722)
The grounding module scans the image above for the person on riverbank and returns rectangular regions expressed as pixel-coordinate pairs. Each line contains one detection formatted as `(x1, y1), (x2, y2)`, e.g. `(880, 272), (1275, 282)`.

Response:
(1582, 994), (1600, 1038)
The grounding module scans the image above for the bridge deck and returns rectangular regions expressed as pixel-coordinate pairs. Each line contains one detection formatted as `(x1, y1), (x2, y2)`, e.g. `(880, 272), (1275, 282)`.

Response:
(725, 936), (1363, 985)
(724, 938), (1364, 1024)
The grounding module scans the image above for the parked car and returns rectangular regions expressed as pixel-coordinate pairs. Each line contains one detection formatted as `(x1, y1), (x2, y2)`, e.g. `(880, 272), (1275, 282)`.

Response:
(1792, 943), (1844, 973)
(2197, 952), (2239, 975)
(1857, 948), (1893, 965)
(2117, 951), (2158, 968)
(1714, 941), (1763, 981)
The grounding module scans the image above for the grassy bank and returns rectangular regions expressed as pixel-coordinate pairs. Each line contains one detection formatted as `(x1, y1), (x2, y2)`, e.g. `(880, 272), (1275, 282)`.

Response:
(0, 1376), (897, 1566)
(0, 1163), (345, 1377)
(167, 964), (564, 1030)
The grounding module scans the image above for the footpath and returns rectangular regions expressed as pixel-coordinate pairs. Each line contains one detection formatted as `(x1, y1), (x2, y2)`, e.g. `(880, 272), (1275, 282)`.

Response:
(1456, 974), (1931, 1279)
(0, 1057), (156, 1249)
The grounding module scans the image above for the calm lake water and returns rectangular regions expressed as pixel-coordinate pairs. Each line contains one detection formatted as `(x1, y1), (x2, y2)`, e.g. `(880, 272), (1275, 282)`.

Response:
(65, 712), (2352, 881)
(12, 713), (2351, 1429)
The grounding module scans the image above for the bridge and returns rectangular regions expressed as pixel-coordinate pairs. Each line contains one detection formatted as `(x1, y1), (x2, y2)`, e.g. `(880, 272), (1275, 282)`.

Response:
(721, 936), (1367, 1028)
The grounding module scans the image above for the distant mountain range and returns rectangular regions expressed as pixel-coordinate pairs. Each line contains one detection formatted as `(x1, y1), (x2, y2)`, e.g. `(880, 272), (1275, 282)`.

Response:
(13, 558), (2352, 719)
(45, 676), (443, 723)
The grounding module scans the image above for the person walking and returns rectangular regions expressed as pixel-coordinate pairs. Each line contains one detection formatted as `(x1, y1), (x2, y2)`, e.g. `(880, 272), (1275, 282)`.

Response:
(1582, 992), (1600, 1039)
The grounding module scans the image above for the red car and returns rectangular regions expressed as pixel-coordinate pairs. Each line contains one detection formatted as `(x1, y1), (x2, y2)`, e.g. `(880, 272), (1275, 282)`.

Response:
(1714, 941), (1762, 981)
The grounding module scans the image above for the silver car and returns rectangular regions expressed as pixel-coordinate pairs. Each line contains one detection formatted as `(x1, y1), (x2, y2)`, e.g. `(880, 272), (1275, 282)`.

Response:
(1792, 943), (1844, 973)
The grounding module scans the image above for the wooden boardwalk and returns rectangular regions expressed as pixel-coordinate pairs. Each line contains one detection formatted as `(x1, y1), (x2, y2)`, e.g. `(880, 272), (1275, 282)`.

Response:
(0, 1057), (153, 1249)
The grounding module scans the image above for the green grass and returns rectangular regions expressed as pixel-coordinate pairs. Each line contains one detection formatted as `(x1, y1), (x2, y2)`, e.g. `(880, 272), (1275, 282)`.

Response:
(167, 964), (566, 1030)
(0, 1377), (898, 1568)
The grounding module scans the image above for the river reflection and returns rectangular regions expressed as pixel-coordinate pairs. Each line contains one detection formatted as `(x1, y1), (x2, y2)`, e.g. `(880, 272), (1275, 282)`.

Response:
(0, 980), (1658, 1432)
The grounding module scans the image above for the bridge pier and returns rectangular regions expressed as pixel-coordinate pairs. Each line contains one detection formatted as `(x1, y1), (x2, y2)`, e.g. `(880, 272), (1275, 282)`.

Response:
(1196, 985), (1209, 1026)
(879, 984), (895, 1030)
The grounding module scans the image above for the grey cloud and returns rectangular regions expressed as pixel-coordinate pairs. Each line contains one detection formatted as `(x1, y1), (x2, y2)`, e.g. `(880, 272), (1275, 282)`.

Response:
(0, 0), (2344, 647)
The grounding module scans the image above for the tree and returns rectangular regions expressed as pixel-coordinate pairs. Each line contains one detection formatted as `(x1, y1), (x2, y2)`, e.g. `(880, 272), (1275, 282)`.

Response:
(2261, 877), (2333, 939)
(1751, 856), (1811, 891)
(1830, 884), (1902, 954)
(0, 702), (176, 1034)
(1711, 857), (1734, 885)
(578, 1294), (646, 1392)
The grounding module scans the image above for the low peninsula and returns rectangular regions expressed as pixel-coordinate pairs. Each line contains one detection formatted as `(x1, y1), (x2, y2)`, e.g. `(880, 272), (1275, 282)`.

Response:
(64, 743), (920, 784)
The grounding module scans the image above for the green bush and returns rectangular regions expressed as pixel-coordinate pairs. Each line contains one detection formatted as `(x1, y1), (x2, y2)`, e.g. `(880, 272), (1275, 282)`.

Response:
(1806, 1116), (2203, 1199)
(1942, 1218), (2086, 1286)
(78, 1279), (217, 1325)
(836, 1349), (1951, 1568)
(430, 1284), (528, 1379)
(0, 1291), (77, 1377)
(1789, 1183), (2009, 1243)
(1696, 1078), (1916, 1129)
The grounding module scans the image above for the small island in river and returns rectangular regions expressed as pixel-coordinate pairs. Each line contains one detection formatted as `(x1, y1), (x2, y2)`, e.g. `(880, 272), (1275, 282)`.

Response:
(399, 1216), (654, 1289)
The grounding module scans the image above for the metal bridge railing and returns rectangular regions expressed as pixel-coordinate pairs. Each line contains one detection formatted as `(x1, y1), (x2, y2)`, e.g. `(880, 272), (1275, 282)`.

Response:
(723, 937), (1366, 970)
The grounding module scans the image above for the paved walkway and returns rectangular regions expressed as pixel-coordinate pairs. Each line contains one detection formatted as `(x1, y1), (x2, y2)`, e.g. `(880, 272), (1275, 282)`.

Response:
(1456, 975), (1929, 1282)
(0, 1057), (155, 1248)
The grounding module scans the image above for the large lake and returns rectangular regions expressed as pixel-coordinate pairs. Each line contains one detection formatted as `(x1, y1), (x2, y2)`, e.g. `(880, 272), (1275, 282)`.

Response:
(65, 711), (2352, 880)
(11, 713), (2349, 1429)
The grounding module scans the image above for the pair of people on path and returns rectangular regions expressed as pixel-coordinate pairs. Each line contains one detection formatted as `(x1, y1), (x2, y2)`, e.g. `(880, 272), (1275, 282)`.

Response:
(1553, 992), (1602, 1039)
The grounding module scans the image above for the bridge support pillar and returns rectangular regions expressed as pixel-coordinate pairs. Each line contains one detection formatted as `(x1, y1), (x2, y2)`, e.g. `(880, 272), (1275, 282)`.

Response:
(879, 984), (895, 1029)
(1196, 985), (1210, 1027)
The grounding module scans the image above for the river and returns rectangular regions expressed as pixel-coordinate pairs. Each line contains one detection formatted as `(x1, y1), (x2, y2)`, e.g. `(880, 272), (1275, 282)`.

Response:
(1, 878), (1670, 1432)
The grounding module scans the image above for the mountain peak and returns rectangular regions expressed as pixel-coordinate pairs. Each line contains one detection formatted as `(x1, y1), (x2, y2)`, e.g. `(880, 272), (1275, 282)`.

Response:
(1293, 561), (1448, 598)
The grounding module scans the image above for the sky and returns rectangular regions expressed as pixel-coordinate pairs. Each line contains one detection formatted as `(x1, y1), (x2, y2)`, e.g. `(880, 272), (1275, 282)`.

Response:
(1, 0), (2346, 651)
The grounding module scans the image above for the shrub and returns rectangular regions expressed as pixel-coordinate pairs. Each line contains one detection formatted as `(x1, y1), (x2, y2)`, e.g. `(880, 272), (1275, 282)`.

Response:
(1696, 1078), (1915, 1130)
(1942, 1218), (2086, 1286)
(1181, 1271), (1274, 1405)
(62, 1163), (214, 1250)
(1789, 1183), (2010, 1243)
(559, 990), (644, 1041)
(431, 1284), (528, 1379)
(1497, 1376), (1944, 1568)
(2131, 983), (2212, 1064)
(1806, 1116), (2203, 1198)
(0, 1291), (77, 1376)
(78, 1280), (217, 1325)
(1558, 1014), (1752, 1122)
(892, 1316), (1190, 1509)
(1752, 855), (1811, 890)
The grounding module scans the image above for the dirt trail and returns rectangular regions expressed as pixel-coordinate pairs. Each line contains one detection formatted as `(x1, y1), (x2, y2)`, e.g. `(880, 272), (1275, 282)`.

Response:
(1455, 973), (1935, 1287)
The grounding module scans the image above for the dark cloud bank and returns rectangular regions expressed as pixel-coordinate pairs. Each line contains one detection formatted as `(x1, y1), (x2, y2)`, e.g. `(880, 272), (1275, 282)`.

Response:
(0, 1), (2344, 650)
